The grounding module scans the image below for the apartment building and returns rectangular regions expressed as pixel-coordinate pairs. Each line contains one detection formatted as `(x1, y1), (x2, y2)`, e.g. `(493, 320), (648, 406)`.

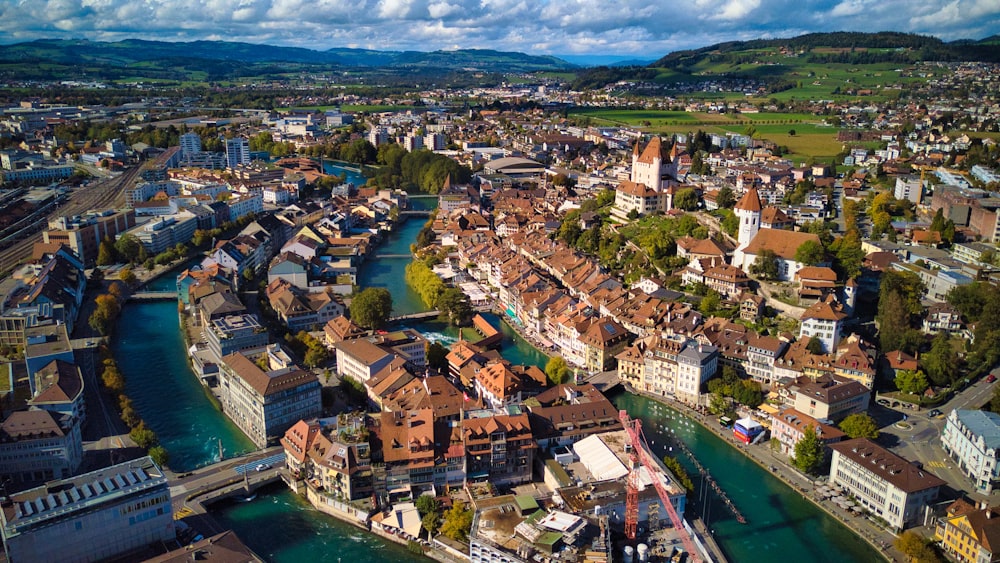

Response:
(0, 457), (173, 563)
(770, 407), (845, 460)
(829, 439), (944, 530)
(935, 498), (1000, 563)
(462, 407), (536, 486)
(942, 410), (1000, 494)
(218, 345), (322, 448)
(0, 410), (82, 486)
(41, 209), (137, 267)
(792, 377), (870, 422)
(205, 313), (269, 361)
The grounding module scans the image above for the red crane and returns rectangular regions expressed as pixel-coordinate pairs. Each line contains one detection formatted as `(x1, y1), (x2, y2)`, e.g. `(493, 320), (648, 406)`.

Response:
(620, 409), (701, 562)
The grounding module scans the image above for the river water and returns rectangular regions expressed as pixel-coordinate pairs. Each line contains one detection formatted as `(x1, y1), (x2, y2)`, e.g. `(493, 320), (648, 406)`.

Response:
(111, 166), (877, 561)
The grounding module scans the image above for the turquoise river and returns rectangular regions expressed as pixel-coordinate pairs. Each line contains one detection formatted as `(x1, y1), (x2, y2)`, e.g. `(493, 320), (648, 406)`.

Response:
(111, 164), (880, 562)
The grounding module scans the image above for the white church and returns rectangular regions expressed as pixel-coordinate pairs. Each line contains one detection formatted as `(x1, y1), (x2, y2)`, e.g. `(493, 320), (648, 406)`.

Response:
(731, 185), (826, 282)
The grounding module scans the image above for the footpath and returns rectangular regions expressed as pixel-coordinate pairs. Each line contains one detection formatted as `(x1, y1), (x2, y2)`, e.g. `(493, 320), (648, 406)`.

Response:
(632, 389), (905, 563)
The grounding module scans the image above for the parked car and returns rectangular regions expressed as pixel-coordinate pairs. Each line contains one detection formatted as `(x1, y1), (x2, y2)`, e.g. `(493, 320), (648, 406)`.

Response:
(255, 463), (270, 472)
(929, 409), (942, 418)
(987, 374), (996, 383)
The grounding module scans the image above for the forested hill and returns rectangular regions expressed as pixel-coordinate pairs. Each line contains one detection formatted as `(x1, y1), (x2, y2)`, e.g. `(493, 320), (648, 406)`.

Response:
(0, 39), (574, 73)
(651, 32), (1000, 68)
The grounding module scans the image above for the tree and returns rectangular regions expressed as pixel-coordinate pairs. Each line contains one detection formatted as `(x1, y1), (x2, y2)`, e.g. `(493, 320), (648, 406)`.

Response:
(349, 288), (393, 330)
(794, 240), (825, 266)
(673, 188), (699, 211)
(96, 238), (117, 266)
(662, 456), (694, 491)
(923, 333), (959, 387)
(114, 234), (143, 264)
(545, 356), (571, 386)
(793, 425), (824, 474)
(436, 287), (472, 327)
(422, 511), (440, 537)
(750, 249), (780, 280)
(416, 495), (439, 517)
(118, 267), (137, 287)
(148, 445), (169, 467)
(129, 423), (158, 449)
(698, 290), (721, 315)
(895, 370), (929, 395)
(838, 413), (880, 439)
(716, 185), (736, 209)
(426, 341), (448, 372)
(439, 500), (473, 542)
(732, 379), (763, 408)
(806, 336), (825, 355)
(894, 530), (941, 563)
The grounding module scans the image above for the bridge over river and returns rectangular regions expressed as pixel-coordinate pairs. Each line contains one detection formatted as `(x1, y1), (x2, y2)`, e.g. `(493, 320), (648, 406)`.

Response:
(167, 446), (286, 519)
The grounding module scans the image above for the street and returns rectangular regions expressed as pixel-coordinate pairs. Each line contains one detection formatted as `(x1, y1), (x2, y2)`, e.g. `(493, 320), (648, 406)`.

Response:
(880, 374), (1000, 498)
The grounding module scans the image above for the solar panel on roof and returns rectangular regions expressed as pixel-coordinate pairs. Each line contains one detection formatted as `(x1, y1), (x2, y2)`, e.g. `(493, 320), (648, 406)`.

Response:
(114, 474), (127, 488)
(20, 502), (32, 516)
(69, 488), (80, 502)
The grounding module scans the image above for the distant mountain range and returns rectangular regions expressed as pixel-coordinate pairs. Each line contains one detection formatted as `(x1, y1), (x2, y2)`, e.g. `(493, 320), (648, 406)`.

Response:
(0, 39), (576, 73)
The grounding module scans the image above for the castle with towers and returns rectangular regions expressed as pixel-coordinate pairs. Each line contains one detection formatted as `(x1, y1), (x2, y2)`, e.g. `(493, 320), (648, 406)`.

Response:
(611, 137), (678, 222)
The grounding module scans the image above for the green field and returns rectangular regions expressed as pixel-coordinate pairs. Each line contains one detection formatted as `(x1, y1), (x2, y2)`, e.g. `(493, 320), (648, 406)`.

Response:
(569, 108), (842, 162)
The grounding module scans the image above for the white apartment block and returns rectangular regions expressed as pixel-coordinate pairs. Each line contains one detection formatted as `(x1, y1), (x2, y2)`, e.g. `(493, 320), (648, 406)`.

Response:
(218, 345), (322, 448)
(829, 439), (944, 531)
(942, 409), (1000, 494)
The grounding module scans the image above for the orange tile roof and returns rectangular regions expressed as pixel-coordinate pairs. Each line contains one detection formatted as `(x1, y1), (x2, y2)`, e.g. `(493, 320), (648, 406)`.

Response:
(743, 229), (821, 261)
(735, 186), (762, 212)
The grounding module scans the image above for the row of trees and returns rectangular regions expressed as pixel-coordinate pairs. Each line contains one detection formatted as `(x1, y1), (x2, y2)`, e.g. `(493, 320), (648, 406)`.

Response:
(369, 145), (472, 194)
(98, 345), (168, 466)
(404, 261), (473, 326)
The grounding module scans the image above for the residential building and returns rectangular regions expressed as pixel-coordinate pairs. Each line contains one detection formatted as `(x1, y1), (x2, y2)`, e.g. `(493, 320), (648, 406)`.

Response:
(282, 416), (373, 502)
(0, 409), (83, 486)
(792, 377), (870, 422)
(266, 280), (343, 332)
(462, 406), (536, 486)
(218, 345), (322, 448)
(617, 334), (717, 405)
(205, 314), (269, 361)
(799, 296), (848, 354)
(226, 137), (250, 169)
(40, 210), (137, 267)
(122, 211), (199, 254)
(935, 498), (1000, 563)
(526, 384), (622, 451)
(323, 316), (366, 347)
(179, 132), (201, 158)
(334, 338), (394, 384)
(28, 359), (85, 425)
(923, 303), (964, 334)
(829, 438), (944, 530)
(942, 410), (1000, 494)
(0, 456), (173, 563)
(24, 323), (75, 396)
(894, 175), (923, 204)
(770, 407), (845, 460)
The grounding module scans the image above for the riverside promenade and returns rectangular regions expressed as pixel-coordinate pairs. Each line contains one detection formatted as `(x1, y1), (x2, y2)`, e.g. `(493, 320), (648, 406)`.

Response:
(632, 388), (905, 562)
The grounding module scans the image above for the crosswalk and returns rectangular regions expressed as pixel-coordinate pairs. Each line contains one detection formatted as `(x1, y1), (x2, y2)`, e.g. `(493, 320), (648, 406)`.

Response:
(926, 460), (948, 468)
(234, 453), (285, 475)
(174, 507), (193, 520)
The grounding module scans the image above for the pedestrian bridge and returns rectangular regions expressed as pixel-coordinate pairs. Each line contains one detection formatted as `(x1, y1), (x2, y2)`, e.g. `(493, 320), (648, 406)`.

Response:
(128, 290), (176, 301)
(388, 310), (441, 322)
(400, 210), (432, 217)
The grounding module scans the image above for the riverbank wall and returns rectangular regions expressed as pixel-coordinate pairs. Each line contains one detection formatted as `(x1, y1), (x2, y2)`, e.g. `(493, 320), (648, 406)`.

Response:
(629, 388), (900, 562)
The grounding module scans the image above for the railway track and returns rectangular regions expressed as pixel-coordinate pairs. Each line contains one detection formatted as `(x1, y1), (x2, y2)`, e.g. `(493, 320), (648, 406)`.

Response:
(0, 166), (140, 276)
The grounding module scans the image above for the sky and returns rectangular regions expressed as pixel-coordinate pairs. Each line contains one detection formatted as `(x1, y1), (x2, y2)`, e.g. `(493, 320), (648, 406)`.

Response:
(1, 0), (999, 59)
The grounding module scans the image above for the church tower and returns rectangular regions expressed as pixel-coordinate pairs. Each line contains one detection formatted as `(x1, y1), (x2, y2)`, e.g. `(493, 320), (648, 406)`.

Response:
(734, 185), (762, 248)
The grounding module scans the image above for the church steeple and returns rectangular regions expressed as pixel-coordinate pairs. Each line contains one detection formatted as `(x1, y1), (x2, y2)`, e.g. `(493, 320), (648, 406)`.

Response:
(734, 185), (762, 247)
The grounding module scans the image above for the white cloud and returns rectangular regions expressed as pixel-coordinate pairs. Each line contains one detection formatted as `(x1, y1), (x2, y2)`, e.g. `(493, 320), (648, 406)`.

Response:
(0, 0), (997, 56)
